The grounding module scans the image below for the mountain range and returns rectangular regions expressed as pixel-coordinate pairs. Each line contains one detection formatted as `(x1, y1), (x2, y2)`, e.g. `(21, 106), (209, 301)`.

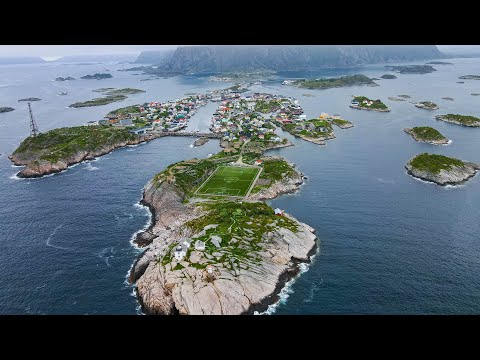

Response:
(133, 45), (444, 74)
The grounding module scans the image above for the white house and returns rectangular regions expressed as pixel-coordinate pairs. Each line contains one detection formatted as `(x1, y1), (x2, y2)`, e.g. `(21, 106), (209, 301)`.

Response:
(194, 240), (205, 251)
(174, 245), (186, 261)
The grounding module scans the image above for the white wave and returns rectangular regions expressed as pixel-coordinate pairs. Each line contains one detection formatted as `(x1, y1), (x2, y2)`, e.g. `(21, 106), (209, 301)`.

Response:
(189, 143), (194, 148)
(11, 164), (23, 168)
(407, 171), (467, 189)
(97, 246), (115, 267)
(255, 247), (319, 315)
(85, 163), (99, 171)
(9, 173), (22, 180)
(130, 201), (153, 249)
(46, 224), (69, 250)
(442, 139), (453, 146)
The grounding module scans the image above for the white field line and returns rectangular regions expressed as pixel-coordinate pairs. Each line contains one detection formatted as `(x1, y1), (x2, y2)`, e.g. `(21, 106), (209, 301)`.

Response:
(245, 167), (263, 198)
(194, 166), (221, 195)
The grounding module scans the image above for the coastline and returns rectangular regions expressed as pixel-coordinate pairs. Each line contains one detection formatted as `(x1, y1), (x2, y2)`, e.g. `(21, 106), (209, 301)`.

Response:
(405, 161), (480, 186)
(403, 128), (450, 145)
(129, 155), (317, 315)
(9, 133), (165, 178)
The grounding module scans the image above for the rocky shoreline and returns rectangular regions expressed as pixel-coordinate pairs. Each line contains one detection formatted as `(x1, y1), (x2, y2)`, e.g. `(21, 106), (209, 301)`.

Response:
(404, 128), (449, 145)
(129, 156), (317, 315)
(350, 106), (391, 112)
(435, 114), (480, 127)
(9, 133), (162, 178)
(405, 158), (480, 186)
(193, 137), (209, 147)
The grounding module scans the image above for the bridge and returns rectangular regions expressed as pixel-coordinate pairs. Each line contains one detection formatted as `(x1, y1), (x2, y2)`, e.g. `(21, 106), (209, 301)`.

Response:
(154, 131), (222, 139)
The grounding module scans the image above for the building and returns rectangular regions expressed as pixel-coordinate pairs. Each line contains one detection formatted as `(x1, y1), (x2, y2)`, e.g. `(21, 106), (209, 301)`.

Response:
(255, 159), (263, 166)
(85, 120), (100, 126)
(174, 245), (186, 261)
(194, 240), (205, 251)
(274, 208), (284, 216)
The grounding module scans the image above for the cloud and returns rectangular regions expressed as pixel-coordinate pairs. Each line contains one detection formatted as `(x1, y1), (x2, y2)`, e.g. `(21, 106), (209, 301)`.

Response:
(0, 45), (178, 58)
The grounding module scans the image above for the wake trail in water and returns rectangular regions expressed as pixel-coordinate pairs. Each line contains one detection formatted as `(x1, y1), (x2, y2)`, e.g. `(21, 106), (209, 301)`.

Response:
(46, 224), (69, 250)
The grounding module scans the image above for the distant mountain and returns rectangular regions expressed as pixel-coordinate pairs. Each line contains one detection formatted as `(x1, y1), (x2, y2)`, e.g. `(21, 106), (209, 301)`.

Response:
(53, 54), (138, 63)
(138, 45), (443, 74)
(437, 45), (480, 58)
(134, 49), (175, 64)
(0, 57), (46, 65)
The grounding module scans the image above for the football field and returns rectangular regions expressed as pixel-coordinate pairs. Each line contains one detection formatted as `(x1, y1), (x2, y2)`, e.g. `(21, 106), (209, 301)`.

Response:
(195, 166), (261, 197)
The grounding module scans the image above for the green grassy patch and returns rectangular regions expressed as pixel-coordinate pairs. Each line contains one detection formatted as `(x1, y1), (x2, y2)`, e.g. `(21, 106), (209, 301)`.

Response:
(440, 114), (480, 126)
(409, 153), (465, 174)
(295, 74), (376, 89)
(196, 166), (260, 197)
(353, 96), (388, 110)
(331, 119), (352, 126)
(12, 126), (136, 163)
(410, 127), (447, 141)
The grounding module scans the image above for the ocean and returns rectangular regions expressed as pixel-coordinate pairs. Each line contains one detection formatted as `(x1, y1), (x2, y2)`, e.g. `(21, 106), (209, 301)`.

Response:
(1, 58), (480, 314)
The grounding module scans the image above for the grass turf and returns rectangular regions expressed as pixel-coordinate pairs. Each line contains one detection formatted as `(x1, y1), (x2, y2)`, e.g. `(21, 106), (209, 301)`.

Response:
(195, 166), (260, 197)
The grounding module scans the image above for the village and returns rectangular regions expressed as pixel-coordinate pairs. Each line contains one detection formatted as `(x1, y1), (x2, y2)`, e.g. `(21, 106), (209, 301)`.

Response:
(83, 84), (351, 145)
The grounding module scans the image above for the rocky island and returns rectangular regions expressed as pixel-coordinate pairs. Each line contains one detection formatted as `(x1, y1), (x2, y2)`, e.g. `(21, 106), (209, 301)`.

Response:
(18, 97), (41, 102)
(442, 97), (454, 101)
(193, 137), (209, 147)
(426, 61), (453, 65)
(80, 73), (113, 80)
(129, 146), (317, 314)
(331, 118), (354, 129)
(404, 126), (450, 145)
(55, 77), (75, 81)
(69, 88), (145, 108)
(459, 75), (480, 80)
(435, 114), (480, 127)
(414, 101), (439, 110)
(8, 126), (157, 178)
(380, 74), (397, 79)
(405, 153), (480, 186)
(350, 96), (390, 112)
(292, 74), (378, 89)
(0, 107), (15, 113)
(279, 118), (336, 145)
(385, 65), (436, 74)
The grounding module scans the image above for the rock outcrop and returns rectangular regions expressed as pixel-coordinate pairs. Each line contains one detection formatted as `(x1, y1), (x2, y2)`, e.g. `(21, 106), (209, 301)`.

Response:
(130, 157), (317, 315)
(405, 158), (480, 186)
(9, 133), (161, 178)
(404, 128), (449, 145)
(248, 156), (304, 201)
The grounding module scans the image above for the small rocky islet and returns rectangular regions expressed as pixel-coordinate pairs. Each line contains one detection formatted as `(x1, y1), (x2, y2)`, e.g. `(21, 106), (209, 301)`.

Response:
(414, 101), (439, 110)
(459, 75), (480, 80)
(80, 73), (113, 80)
(404, 126), (449, 145)
(380, 74), (397, 79)
(55, 77), (75, 81)
(18, 97), (41, 102)
(0, 107), (15, 113)
(435, 114), (480, 127)
(405, 153), (479, 186)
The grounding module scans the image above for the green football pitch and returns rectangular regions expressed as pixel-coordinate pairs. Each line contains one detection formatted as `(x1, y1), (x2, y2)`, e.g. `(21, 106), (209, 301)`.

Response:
(195, 166), (261, 197)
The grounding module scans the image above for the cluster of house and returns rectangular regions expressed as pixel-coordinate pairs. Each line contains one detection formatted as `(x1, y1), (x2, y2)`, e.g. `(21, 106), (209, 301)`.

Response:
(84, 87), (247, 135)
(209, 93), (293, 143)
(350, 99), (375, 108)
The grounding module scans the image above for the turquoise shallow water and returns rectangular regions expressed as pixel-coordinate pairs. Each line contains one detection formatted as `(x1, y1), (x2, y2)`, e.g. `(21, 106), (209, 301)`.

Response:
(1, 58), (480, 314)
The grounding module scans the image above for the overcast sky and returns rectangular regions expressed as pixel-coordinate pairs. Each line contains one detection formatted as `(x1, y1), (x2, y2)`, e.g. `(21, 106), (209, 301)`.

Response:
(0, 45), (179, 60)
(0, 45), (477, 60)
